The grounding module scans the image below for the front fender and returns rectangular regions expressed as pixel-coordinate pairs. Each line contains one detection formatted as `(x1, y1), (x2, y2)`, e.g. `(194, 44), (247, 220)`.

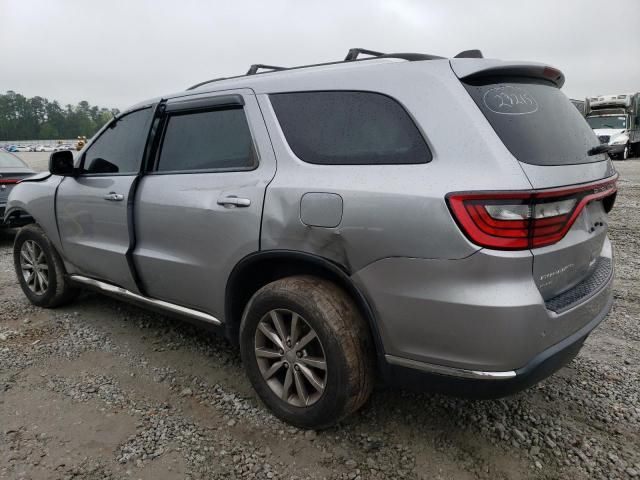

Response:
(4, 175), (64, 253)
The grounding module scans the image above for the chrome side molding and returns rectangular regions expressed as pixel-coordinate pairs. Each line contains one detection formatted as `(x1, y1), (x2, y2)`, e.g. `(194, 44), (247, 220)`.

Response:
(69, 275), (222, 326)
(385, 354), (516, 380)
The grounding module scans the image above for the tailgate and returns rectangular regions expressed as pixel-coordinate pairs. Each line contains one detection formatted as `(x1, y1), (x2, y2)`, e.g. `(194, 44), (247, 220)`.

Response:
(451, 59), (617, 300)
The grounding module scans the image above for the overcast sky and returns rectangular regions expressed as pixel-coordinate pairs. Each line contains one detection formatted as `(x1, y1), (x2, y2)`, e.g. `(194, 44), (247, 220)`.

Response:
(1, 0), (639, 109)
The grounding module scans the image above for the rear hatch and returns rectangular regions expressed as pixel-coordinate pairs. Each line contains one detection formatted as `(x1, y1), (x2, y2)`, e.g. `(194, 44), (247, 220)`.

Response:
(450, 59), (616, 302)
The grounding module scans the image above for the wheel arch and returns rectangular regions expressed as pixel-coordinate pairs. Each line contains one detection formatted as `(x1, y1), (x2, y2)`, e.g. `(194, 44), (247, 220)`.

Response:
(224, 250), (385, 362)
(3, 206), (35, 228)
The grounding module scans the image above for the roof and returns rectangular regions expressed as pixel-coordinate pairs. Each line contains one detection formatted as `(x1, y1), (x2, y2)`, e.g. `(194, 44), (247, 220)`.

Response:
(186, 48), (481, 92)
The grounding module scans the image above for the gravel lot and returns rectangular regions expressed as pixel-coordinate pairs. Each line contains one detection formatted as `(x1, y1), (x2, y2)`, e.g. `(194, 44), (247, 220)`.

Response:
(1, 152), (639, 480)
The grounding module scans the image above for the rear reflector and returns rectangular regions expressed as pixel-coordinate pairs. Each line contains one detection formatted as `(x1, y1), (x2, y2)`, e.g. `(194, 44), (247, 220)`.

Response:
(446, 175), (618, 250)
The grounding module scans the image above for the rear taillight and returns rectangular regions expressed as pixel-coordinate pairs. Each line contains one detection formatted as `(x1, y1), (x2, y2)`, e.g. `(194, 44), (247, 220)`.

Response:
(447, 175), (618, 250)
(0, 179), (19, 184)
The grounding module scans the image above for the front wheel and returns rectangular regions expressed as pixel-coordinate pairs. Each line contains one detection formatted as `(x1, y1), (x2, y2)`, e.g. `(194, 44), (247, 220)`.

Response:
(13, 224), (78, 308)
(239, 275), (374, 429)
(623, 144), (629, 160)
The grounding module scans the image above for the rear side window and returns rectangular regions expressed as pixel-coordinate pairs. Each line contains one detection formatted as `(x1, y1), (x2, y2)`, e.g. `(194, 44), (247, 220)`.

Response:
(463, 77), (602, 166)
(83, 108), (152, 174)
(270, 91), (431, 165)
(157, 108), (256, 172)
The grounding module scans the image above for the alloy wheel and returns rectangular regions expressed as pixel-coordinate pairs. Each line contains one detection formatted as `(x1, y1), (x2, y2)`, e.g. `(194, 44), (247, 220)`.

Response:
(254, 309), (327, 407)
(20, 240), (49, 295)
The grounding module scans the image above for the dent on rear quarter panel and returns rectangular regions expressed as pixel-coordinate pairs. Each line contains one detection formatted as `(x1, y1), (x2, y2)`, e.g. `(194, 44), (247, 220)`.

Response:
(6, 176), (64, 252)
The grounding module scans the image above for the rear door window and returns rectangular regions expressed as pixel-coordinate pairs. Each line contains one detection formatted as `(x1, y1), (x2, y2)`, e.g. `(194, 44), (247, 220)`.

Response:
(270, 91), (431, 165)
(156, 108), (256, 173)
(463, 78), (602, 166)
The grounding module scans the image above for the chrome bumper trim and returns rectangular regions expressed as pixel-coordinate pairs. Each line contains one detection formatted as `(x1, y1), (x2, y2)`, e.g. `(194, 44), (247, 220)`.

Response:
(69, 275), (222, 326)
(385, 354), (517, 380)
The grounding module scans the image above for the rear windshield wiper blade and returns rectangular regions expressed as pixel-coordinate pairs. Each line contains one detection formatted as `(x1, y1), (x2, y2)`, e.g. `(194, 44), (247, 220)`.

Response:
(588, 144), (611, 156)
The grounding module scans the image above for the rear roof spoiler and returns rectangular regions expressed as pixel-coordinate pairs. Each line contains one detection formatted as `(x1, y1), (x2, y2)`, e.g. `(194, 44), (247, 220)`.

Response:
(450, 59), (565, 88)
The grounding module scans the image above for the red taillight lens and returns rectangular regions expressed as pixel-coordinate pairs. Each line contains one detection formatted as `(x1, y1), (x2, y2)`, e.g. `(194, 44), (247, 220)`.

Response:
(447, 176), (618, 250)
(0, 179), (19, 184)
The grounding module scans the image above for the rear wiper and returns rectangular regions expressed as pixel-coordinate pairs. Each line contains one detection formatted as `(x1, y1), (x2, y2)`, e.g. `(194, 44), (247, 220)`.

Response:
(588, 144), (611, 156)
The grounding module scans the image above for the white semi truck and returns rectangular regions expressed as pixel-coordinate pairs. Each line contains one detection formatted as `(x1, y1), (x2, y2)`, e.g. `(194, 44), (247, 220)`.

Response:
(585, 93), (640, 160)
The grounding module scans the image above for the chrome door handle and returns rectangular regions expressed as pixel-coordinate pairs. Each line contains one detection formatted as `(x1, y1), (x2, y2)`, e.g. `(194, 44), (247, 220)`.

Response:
(104, 192), (124, 201)
(217, 196), (251, 208)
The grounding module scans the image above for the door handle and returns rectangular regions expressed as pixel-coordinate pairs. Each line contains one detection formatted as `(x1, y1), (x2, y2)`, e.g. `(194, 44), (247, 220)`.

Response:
(217, 196), (251, 208)
(104, 192), (124, 201)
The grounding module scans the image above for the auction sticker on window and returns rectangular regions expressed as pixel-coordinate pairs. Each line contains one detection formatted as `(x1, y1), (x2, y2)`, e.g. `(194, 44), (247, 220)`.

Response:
(483, 85), (539, 115)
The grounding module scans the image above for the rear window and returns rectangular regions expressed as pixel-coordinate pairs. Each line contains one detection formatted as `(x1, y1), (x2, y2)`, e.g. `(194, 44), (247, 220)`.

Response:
(270, 91), (431, 165)
(463, 77), (602, 166)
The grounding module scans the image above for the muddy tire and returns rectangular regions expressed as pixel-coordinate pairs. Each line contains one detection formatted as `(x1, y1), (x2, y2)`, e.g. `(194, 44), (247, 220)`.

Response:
(13, 224), (78, 308)
(239, 275), (375, 429)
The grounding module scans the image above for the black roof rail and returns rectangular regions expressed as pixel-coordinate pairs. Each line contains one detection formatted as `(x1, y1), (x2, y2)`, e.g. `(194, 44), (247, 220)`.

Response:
(247, 64), (286, 75)
(187, 77), (228, 90)
(454, 49), (483, 59)
(186, 47), (452, 90)
(379, 52), (445, 61)
(344, 48), (445, 62)
(344, 48), (384, 61)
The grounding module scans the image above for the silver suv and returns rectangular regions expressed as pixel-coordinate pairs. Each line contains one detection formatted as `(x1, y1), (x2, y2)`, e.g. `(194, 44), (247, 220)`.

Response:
(5, 49), (617, 428)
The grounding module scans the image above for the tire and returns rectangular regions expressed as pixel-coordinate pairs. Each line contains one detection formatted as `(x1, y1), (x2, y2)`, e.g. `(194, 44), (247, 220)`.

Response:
(239, 275), (374, 429)
(623, 144), (629, 160)
(13, 224), (78, 308)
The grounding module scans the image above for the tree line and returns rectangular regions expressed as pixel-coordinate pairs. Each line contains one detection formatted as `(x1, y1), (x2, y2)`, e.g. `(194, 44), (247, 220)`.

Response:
(0, 90), (120, 141)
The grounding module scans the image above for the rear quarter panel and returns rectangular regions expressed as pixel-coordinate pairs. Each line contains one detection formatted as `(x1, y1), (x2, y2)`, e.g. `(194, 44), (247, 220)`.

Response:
(256, 60), (533, 271)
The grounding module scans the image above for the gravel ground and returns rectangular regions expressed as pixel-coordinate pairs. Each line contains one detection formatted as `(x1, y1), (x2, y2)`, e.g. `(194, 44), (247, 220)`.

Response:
(1, 153), (639, 480)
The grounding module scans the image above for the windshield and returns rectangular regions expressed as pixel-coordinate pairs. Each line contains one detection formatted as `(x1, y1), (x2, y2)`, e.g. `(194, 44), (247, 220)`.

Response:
(463, 77), (603, 166)
(0, 151), (28, 168)
(586, 116), (627, 130)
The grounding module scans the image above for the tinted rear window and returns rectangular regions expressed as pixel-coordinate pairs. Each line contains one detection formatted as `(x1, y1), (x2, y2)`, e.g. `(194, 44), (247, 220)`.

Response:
(270, 91), (431, 165)
(157, 108), (256, 172)
(463, 78), (603, 166)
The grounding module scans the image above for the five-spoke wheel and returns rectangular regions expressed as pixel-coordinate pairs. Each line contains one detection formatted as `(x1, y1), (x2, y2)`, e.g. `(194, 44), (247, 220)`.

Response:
(13, 224), (78, 308)
(240, 275), (374, 429)
(19, 239), (49, 295)
(255, 309), (327, 407)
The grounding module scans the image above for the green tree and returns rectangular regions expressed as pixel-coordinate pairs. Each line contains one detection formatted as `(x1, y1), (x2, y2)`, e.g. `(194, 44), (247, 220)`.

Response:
(0, 91), (118, 141)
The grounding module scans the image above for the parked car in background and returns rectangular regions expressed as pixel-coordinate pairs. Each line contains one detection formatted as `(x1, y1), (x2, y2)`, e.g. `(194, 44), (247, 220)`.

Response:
(35, 145), (55, 152)
(54, 144), (74, 152)
(4, 48), (617, 428)
(0, 150), (34, 223)
(12, 145), (32, 152)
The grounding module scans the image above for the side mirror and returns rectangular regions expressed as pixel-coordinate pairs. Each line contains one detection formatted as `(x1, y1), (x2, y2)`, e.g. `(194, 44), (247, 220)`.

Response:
(49, 150), (75, 176)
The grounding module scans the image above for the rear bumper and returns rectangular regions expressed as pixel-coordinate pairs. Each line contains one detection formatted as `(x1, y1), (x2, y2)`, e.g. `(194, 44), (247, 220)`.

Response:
(352, 237), (614, 390)
(381, 292), (611, 397)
